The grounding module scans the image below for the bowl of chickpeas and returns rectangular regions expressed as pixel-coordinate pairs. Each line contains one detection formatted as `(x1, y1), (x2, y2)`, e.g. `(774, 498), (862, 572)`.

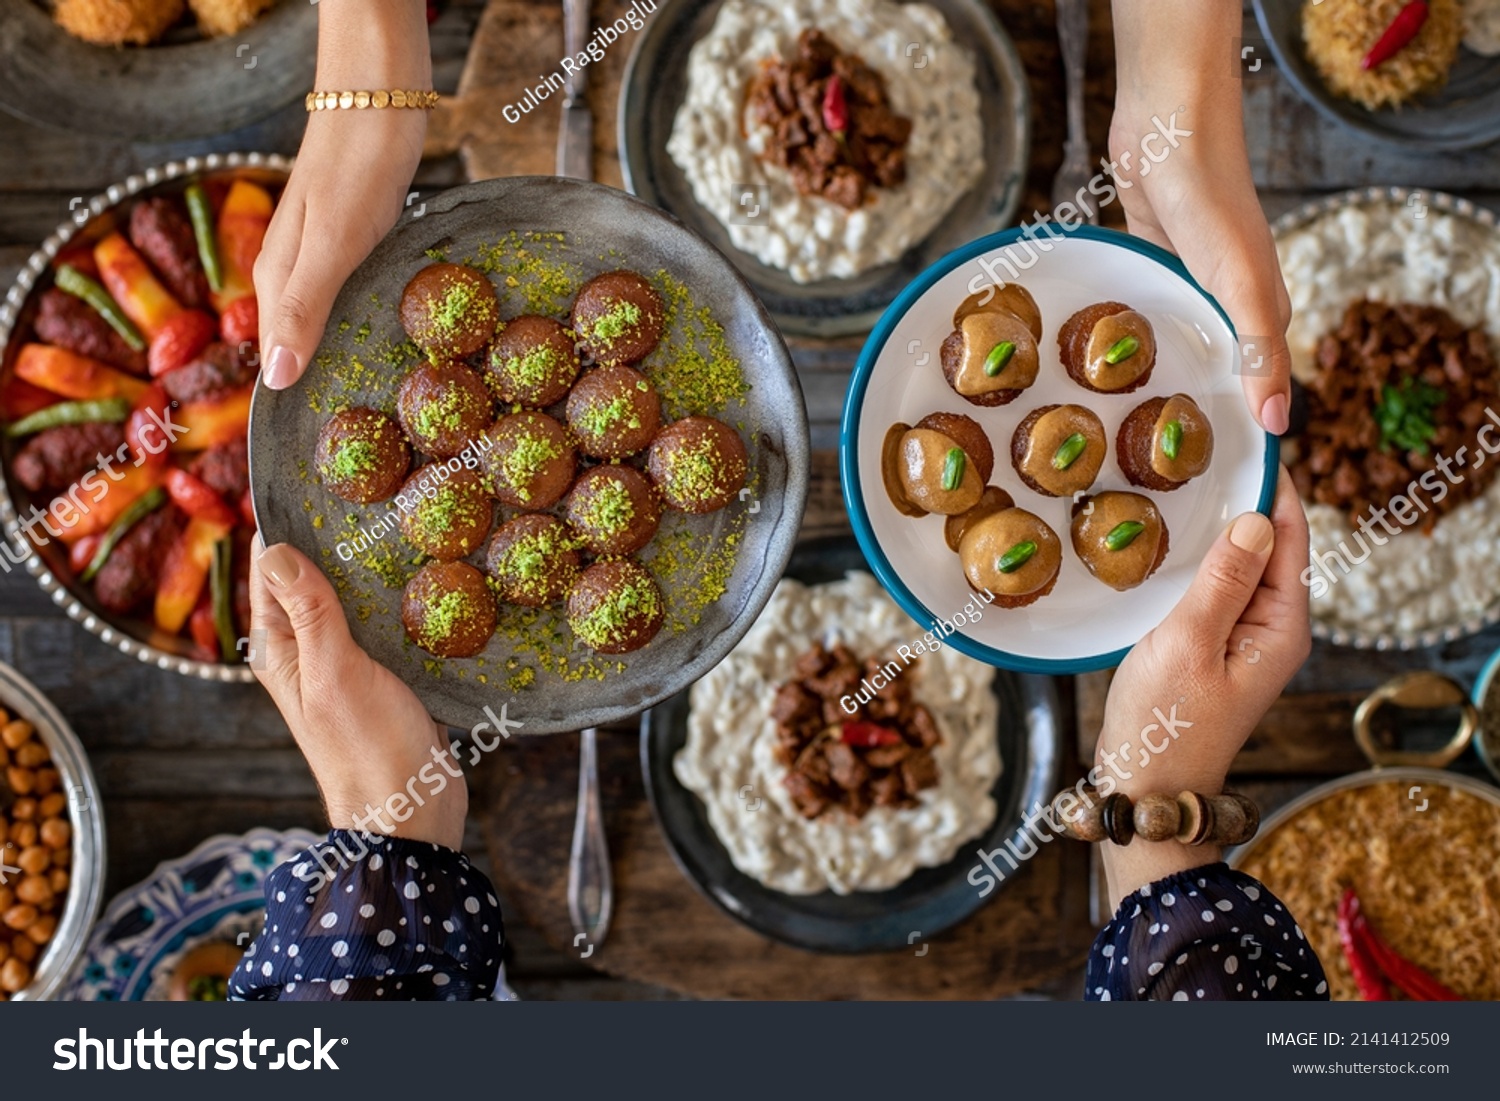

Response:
(0, 660), (103, 1001)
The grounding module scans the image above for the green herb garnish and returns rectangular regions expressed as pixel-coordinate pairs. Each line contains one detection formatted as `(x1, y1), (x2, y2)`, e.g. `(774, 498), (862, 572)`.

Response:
(1374, 377), (1445, 455)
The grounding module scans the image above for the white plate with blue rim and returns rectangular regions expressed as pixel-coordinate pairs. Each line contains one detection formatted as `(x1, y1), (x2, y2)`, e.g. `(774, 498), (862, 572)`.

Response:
(841, 224), (1278, 674)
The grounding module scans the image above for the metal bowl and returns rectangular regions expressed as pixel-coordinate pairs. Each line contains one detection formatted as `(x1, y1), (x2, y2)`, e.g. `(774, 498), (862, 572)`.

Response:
(0, 661), (105, 1001)
(1272, 186), (1500, 651)
(0, 152), (291, 684)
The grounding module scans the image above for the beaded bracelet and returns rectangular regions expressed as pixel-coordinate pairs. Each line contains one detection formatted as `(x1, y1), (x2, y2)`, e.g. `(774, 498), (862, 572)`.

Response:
(1051, 786), (1260, 847)
(305, 90), (441, 112)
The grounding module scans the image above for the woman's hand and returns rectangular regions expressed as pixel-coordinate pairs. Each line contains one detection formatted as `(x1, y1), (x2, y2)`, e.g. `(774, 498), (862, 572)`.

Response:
(1095, 467), (1310, 901)
(255, 0), (432, 389)
(1109, 0), (1292, 436)
(251, 540), (467, 850)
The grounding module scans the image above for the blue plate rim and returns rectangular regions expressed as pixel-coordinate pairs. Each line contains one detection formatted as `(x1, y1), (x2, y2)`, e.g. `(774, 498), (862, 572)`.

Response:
(839, 221), (1280, 675)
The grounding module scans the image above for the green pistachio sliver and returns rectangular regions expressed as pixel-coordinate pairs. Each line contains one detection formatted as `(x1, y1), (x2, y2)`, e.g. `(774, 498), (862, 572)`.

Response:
(997, 540), (1037, 574)
(1161, 419), (1183, 461)
(983, 341), (1016, 377)
(940, 447), (966, 492)
(1105, 520), (1146, 551)
(1052, 433), (1087, 471)
(1103, 334), (1140, 365)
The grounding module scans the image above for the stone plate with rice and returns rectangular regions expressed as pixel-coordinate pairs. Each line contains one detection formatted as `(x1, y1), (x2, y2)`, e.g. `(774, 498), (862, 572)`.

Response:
(1253, 0), (1500, 150)
(249, 177), (809, 733)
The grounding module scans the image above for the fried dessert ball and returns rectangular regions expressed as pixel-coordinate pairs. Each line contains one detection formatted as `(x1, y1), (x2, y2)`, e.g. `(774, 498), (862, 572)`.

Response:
(485, 513), (581, 608)
(396, 362), (494, 459)
(399, 263), (500, 361)
(571, 270), (665, 366)
(402, 561), (497, 658)
(566, 558), (665, 654)
(315, 407), (411, 504)
(1057, 301), (1157, 394)
(563, 464), (662, 556)
(397, 466), (494, 561)
(565, 364), (661, 459)
(881, 411), (995, 517)
(957, 508), (1063, 608)
(1071, 491), (1170, 592)
(53, 0), (185, 45)
(1009, 404), (1107, 498)
(1117, 393), (1215, 491)
(484, 314), (580, 408)
(480, 411), (577, 509)
(939, 302), (1041, 407)
(646, 415), (749, 514)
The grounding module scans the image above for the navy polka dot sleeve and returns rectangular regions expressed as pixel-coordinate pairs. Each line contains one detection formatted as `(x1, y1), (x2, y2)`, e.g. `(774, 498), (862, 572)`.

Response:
(1085, 862), (1329, 1002)
(229, 831), (505, 1001)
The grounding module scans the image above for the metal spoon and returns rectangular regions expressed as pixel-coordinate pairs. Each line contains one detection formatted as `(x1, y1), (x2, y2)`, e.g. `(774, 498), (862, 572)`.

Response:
(567, 727), (613, 949)
(1051, 0), (1098, 223)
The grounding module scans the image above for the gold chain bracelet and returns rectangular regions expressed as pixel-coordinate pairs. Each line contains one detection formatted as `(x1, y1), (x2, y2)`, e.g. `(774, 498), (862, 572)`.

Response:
(305, 90), (441, 112)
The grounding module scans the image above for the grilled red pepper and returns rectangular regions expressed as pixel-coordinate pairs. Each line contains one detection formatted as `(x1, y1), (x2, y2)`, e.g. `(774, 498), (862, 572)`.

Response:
(125, 384), (172, 468)
(69, 534), (103, 575)
(822, 74), (848, 137)
(219, 295), (258, 348)
(1344, 888), (1462, 1001)
(1363, 1), (1429, 70)
(155, 515), (232, 634)
(164, 467), (237, 527)
(147, 309), (216, 378)
(188, 596), (220, 658)
(840, 721), (902, 748)
(1337, 889), (1391, 1001)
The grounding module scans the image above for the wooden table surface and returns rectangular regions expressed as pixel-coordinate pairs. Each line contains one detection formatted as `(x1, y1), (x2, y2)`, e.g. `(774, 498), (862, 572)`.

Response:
(1, 0), (1497, 1001)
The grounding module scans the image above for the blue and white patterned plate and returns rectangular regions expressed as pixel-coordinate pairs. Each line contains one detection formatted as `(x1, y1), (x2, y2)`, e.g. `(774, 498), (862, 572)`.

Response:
(63, 828), (318, 1002)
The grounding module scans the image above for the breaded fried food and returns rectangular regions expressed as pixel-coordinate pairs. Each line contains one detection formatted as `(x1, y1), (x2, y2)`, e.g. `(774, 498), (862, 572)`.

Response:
(187, 0), (278, 37)
(53, 0), (186, 45)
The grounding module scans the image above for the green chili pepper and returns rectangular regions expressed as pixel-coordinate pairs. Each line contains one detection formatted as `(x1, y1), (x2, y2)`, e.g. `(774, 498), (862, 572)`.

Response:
(211, 536), (237, 662)
(997, 541), (1037, 574)
(54, 264), (144, 351)
(1103, 334), (1140, 365)
(1052, 433), (1087, 471)
(184, 183), (223, 294)
(983, 341), (1016, 377)
(5, 397), (131, 438)
(1105, 521), (1146, 551)
(941, 448), (966, 492)
(80, 485), (166, 583)
(1161, 419), (1183, 461)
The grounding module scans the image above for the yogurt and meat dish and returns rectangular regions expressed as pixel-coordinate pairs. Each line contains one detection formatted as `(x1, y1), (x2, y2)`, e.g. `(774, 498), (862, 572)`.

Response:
(674, 573), (999, 895)
(2, 173), (274, 663)
(312, 262), (750, 660)
(667, 0), (984, 284)
(1278, 200), (1500, 638)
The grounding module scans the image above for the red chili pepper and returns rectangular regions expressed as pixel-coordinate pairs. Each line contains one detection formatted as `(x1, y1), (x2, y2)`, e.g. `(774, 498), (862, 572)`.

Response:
(840, 721), (902, 748)
(164, 467), (237, 528)
(822, 75), (848, 137)
(1337, 889), (1391, 1001)
(1362, 0), (1429, 70)
(125, 384), (172, 468)
(1344, 889), (1462, 1001)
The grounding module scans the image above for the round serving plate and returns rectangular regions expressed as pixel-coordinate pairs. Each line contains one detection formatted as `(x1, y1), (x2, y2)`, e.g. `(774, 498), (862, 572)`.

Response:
(0, 152), (290, 684)
(0, 1), (317, 141)
(841, 223), (1277, 675)
(62, 827), (318, 1001)
(1272, 186), (1500, 651)
(0, 660), (105, 1002)
(640, 535), (1059, 953)
(250, 176), (809, 733)
(1253, 0), (1500, 152)
(619, 0), (1030, 338)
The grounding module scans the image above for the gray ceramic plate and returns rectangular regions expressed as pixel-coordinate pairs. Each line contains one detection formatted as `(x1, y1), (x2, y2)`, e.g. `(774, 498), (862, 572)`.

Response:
(0, 0), (316, 141)
(1253, 0), (1500, 151)
(619, 0), (1031, 338)
(641, 535), (1060, 953)
(249, 176), (810, 734)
